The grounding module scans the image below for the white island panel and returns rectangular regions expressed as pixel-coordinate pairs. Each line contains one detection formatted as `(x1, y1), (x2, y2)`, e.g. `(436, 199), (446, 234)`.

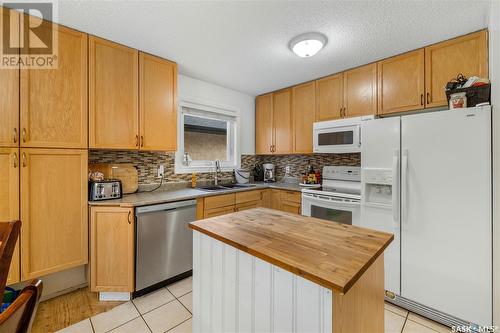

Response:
(193, 230), (333, 333)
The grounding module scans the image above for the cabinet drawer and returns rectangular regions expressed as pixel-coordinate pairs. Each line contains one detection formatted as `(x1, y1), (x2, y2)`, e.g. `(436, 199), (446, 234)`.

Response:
(235, 190), (262, 204)
(281, 201), (301, 215)
(235, 201), (259, 212)
(204, 193), (236, 210)
(204, 206), (235, 219)
(281, 191), (301, 204)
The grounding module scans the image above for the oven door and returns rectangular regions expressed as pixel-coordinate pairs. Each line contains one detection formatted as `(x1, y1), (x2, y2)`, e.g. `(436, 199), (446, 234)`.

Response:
(301, 192), (360, 225)
(313, 124), (361, 153)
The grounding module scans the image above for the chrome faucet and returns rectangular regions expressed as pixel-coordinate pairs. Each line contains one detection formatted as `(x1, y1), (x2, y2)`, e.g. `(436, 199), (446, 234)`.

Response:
(214, 160), (221, 186)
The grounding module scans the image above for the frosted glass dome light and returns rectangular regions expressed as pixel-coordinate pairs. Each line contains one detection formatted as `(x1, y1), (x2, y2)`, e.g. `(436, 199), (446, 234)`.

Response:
(289, 32), (327, 58)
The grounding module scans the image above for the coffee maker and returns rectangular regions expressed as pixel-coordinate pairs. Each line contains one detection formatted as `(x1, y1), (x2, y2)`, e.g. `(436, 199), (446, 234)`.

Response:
(263, 163), (276, 182)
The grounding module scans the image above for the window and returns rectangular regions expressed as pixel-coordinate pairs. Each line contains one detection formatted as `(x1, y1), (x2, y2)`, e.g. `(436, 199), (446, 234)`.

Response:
(175, 100), (239, 173)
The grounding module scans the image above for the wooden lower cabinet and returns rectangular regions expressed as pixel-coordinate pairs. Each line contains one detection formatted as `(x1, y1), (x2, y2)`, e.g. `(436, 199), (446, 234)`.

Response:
(197, 189), (301, 219)
(90, 206), (134, 292)
(20, 149), (88, 280)
(0, 148), (20, 285)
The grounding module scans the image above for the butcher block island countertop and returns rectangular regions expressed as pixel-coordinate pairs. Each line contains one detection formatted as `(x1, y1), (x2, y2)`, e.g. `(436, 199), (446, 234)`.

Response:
(189, 208), (394, 333)
(189, 207), (393, 294)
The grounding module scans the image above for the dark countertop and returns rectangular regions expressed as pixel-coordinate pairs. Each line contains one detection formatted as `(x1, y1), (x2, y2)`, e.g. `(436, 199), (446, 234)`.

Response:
(88, 182), (303, 207)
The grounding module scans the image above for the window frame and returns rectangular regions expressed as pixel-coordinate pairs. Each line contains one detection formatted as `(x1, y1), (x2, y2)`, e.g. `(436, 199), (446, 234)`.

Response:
(175, 97), (241, 174)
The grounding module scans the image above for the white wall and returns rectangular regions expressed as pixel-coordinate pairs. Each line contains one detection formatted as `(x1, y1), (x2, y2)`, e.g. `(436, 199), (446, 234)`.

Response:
(489, 0), (500, 325)
(178, 74), (256, 155)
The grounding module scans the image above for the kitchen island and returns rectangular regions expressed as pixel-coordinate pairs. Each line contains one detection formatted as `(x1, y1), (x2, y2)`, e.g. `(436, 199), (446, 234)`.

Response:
(189, 207), (394, 333)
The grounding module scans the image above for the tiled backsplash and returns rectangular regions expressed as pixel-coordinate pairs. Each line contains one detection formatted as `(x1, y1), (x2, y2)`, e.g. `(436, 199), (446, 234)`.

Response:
(241, 153), (361, 180)
(89, 150), (233, 185)
(89, 150), (360, 185)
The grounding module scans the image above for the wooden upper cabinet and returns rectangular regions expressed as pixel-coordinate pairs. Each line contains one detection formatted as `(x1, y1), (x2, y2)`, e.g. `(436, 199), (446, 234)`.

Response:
(90, 206), (134, 292)
(0, 148), (20, 285)
(343, 63), (377, 117)
(89, 36), (139, 149)
(20, 24), (88, 148)
(292, 82), (315, 153)
(255, 94), (274, 155)
(316, 73), (343, 121)
(273, 89), (293, 154)
(377, 49), (425, 115)
(0, 9), (19, 148)
(21, 149), (88, 279)
(425, 30), (488, 108)
(139, 53), (177, 151)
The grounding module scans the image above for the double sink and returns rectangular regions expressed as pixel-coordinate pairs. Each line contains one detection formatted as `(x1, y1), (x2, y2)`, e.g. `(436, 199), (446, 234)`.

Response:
(196, 183), (257, 192)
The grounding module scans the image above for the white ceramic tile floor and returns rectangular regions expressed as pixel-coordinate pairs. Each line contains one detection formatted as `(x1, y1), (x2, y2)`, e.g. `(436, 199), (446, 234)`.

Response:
(56, 276), (453, 333)
(166, 276), (192, 298)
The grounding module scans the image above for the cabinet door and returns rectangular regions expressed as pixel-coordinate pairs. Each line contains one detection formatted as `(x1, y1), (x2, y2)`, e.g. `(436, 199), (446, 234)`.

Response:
(89, 37), (139, 149)
(90, 206), (134, 292)
(270, 190), (282, 210)
(273, 89), (292, 154)
(255, 94), (274, 155)
(139, 53), (177, 151)
(292, 82), (315, 153)
(425, 30), (488, 108)
(0, 148), (20, 284)
(377, 49), (425, 115)
(20, 24), (87, 149)
(0, 8), (19, 148)
(316, 73), (343, 121)
(344, 63), (377, 117)
(260, 189), (270, 208)
(21, 149), (88, 279)
(204, 206), (236, 219)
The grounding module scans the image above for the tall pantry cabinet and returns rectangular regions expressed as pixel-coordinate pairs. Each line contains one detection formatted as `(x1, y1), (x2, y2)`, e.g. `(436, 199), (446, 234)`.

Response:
(0, 11), (89, 283)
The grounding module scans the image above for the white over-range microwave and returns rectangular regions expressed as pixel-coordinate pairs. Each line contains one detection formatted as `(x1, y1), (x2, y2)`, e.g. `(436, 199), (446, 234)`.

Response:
(313, 116), (373, 153)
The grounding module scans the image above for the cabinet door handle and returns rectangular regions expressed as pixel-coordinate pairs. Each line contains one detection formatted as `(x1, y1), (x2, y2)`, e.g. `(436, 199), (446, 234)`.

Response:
(426, 92), (430, 105)
(12, 152), (18, 168)
(140, 136), (144, 147)
(127, 211), (132, 224)
(420, 94), (424, 106)
(135, 135), (139, 147)
(269, 145), (272, 153)
(21, 152), (26, 167)
(21, 128), (26, 143)
(13, 128), (18, 143)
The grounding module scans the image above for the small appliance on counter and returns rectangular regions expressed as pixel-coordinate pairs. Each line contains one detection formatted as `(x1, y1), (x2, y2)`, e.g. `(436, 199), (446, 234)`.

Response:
(263, 163), (276, 182)
(253, 164), (264, 181)
(89, 179), (122, 201)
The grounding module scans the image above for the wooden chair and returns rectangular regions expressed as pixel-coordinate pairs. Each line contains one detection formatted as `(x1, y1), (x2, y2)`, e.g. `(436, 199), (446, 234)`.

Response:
(0, 280), (43, 333)
(0, 221), (21, 297)
(0, 221), (44, 333)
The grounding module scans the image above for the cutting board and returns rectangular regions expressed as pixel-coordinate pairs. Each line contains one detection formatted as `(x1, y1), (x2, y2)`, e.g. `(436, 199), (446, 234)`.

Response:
(89, 163), (139, 194)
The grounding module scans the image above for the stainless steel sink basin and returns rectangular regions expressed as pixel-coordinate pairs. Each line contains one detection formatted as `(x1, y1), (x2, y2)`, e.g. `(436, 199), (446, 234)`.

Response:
(196, 185), (228, 192)
(220, 183), (256, 189)
(196, 183), (257, 192)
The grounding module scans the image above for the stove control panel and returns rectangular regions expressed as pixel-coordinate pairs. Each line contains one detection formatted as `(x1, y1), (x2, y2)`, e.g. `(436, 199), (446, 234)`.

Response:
(322, 166), (360, 181)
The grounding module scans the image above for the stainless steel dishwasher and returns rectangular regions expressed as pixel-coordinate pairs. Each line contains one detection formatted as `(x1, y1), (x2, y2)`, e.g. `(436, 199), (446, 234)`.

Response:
(135, 199), (196, 296)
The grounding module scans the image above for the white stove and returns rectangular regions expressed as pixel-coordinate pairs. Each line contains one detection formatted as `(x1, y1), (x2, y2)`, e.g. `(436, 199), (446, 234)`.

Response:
(301, 166), (361, 225)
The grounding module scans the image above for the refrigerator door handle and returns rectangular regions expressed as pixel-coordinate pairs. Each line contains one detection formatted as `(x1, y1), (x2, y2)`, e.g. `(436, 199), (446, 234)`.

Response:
(392, 150), (400, 227)
(401, 149), (409, 227)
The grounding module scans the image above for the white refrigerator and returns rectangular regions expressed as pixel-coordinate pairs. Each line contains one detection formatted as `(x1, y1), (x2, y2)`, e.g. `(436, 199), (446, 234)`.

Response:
(360, 106), (492, 327)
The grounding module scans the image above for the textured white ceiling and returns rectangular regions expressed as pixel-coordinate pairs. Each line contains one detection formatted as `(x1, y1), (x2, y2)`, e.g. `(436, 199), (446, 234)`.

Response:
(54, 0), (490, 96)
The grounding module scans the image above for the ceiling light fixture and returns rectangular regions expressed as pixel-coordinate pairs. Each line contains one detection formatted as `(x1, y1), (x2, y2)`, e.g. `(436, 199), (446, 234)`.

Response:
(289, 32), (327, 58)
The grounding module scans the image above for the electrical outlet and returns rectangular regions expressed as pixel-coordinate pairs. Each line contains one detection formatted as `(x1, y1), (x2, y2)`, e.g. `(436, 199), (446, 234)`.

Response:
(157, 165), (165, 179)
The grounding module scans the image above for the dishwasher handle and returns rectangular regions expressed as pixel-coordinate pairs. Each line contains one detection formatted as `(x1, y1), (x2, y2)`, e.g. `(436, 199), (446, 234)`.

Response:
(136, 199), (197, 214)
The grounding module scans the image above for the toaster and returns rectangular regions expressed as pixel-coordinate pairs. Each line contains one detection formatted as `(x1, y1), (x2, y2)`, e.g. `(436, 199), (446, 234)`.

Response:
(89, 180), (122, 201)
